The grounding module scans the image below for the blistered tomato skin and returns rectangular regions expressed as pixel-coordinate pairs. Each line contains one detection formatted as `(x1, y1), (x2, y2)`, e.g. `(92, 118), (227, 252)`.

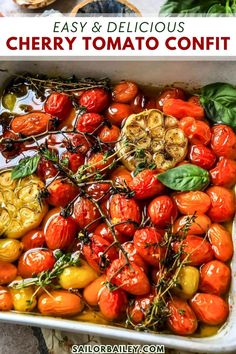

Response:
(47, 179), (79, 208)
(22, 230), (45, 251)
(98, 287), (128, 321)
(167, 297), (198, 336)
(189, 144), (216, 170)
(76, 112), (104, 133)
(110, 166), (132, 186)
(112, 81), (138, 104)
(179, 117), (211, 145)
(87, 152), (113, 173)
(74, 197), (100, 231)
(85, 183), (110, 202)
(119, 242), (148, 273)
(211, 125), (236, 159)
(208, 223), (233, 262)
(79, 88), (109, 113)
(173, 191), (211, 215)
(129, 169), (165, 199)
(18, 249), (55, 278)
(206, 186), (236, 222)
(98, 124), (120, 143)
(66, 133), (91, 154)
(106, 103), (132, 126)
(37, 157), (58, 181)
(129, 293), (154, 324)
(44, 92), (72, 121)
(147, 195), (178, 228)
(174, 214), (211, 235)
(199, 260), (231, 295)
(163, 98), (205, 120)
(190, 293), (229, 325)
(0, 261), (17, 285)
(94, 223), (127, 244)
(156, 87), (186, 111)
(210, 158), (236, 188)
(11, 112), (53, 136)
(61, 151), (85, 173)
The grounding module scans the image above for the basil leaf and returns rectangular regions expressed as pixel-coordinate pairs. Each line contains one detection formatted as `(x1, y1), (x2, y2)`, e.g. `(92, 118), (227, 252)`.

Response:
(157, 164), (210, 191)
(11, 155), (40, 180)
(159, 0), (227, 15)
(200, 82), (236, 128)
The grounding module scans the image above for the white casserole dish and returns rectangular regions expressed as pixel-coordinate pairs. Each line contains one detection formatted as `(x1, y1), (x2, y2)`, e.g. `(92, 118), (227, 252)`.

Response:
(0, 60), (235, 354)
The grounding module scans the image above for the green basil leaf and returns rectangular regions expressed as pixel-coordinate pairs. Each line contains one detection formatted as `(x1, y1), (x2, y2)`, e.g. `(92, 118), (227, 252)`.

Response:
(200, 82), (236, 128)
(157, 164), (210, 191)
(207, 4), (227, 12)
(11, 155), (40, 180)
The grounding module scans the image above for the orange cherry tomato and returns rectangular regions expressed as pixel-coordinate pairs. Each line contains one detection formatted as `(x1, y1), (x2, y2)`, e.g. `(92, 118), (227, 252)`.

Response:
(210, 157), (236, 188)
(174, 214), (211, 235)
(167, 297), (198, 335)
(85, 182), (110, 202)
(44, 92), (72, 121)
(156, 87), (186, 111)
(107, 259), (150, 295)
(47, 179), (79, 208)
(79, 88), (110, 113)
(129, 293), (154, 324)
(208, 223), (233, 262)
(133, 227), (164, 266)
(98, 286), (128, 321)
(173, 191), (211, 215)
(199, 260), (231, 295)
(22, 230), (45, 251)
(190, 293), (229, 325)
(105, 103), (132, 126)
(206, 186), (236, 223)
(11, 112), (53, 136)
(179, 117), (211, 145)
(189, 144), (216, 170)
(163, 98), (204, 120)
(0, 261), (17, 285)
(83, 274), (107, 306)
(61, 151), (85, 173)
(87, 152), (113, 173)
(94, 223), (128, 244)
(98, 124), (120, 143)
(119, 241), (148, 273)
(147, 195), (178, 228)
(129, 169), (165, 199)
(0, 286), (13, 311)
(74, 197), (100, 231)
(18, 249), (55, 278)
(110, 194), (141, 237)
(76, 112), (104, 133)
(110, 166), (132, 186)
(211, 124), (236, 159)
(112, 81), (138, 104)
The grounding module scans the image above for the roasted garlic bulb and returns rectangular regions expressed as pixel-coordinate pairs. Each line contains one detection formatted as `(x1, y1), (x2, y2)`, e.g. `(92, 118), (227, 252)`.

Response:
(14, 0), (57, 9)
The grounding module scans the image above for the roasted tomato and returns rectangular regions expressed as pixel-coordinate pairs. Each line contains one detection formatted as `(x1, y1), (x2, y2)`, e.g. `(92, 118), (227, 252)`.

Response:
(163, 98), (204, 120)
(179, 117), (211, 145)
(173, 191), (211, 215)
(133, 227), (164, 266)
(61, 151), (85, 173)
(76, 112), (104, 133)
(36, 157), (58, 181)
(208, 223), (233, 262)
(45, 215), (78, 250)
(0, 286), (13, 311)
(189, 144), (216, 170)
(112, 81), (138, 104)
(147, 195), (178, 227)
(106, 103), (132, 126)
(87, 152), (113, 173)
(174, 235), (214, 266)
(110, 166), (132, 186)
(22, 230), (45, 251)
(0, 261), (17, 285)
(211, 124), (236, 159)
(0, 131), (22, 159)
(98, 124), (120, 143)
(11, 112), (53, 136)
(85, 182), (110, 202)
(74, 197), (100, 231)
(129, 293), (154, 324)
(18, 249), (55, 278)
(83, 234), (118, 273)
(210, 157), (236, 188)
(65, 133), (91, 154)
(190, 293), (229, 325)
(107, 259), (150, 295)
(167, 297), (198, 336)
(174, 214), (211, 235)
(199, 260), (231, 295)
(79, 88), (109, 113)
(44, 92), (72, 121)
(130, 93), (146, 113)
(83, 274), (107, 306)
(206, 186), (236, 222)
(156, 87), (186, 111)
(129, 169), (165, 199)
(94, 223), (128, 244)
(119, 241), (148, 273)
(110, 194), (141, 236)
(47, 179), (79, 208)
(98, 286), (128, 321)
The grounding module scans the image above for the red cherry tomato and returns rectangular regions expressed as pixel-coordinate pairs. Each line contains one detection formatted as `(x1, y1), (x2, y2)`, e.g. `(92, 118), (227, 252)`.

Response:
(210, 157), (236, 188)
(47, 179), (79, 208)
(156, 87), (186, 111)
(119, 241), (148, 273)
(190, 293), (229, 325)
(199, 260), (231, 295)
(45, 215), (78, 250)
(208, 223), (233, 262)
(98, 124), (120, 143)
(74, 197), (100, 231)
(87, 152), (113, 173)
(65, 133), (91, 154)
(106, 103), (132, 126)
(110, 166), (132, 186)
(211, 124), (236, 159)
(0, 131), (22, 159)
(79, 88), (109, 113)
(61, 151), (85, 173)
(22, 230), (45, 251)
(107, 259), (150, 296)
(36, 157), (58, 181)
(147, 195), (178, 228)
(145, 97), (156, 110)
(44, 92), (72, 121)
(18, 249), (55, 278)
(112, 81), (138, 103)
(163, 98), (204, 120)
(206, 186), (236, 222)
(130, 93), (146, 113)
(129, 293), (154, 324)
(98, 286), (128, 321)
(189, 144), (216, 170)
(129, 169), (165, 199)
(85, 182), (110, 202)
(179, 117), (211, 145)
(94, 223), (128, 244)
(76, 112), (104, 133)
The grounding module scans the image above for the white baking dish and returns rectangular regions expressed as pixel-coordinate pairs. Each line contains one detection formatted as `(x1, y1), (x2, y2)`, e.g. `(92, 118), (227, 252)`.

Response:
(0, 60), (235, 354)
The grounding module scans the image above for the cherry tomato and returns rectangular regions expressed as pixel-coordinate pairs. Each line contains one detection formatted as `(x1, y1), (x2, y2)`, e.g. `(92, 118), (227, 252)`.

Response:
(105, 103), (132, 126)
(86, 182), (110, 202)
(110, 166), (132, 186)
(133, 227), (164, 266)
(107, 259), (150, 295)
(130, 93), (146, 113)
(22, 230), (45, 251)
(83, 274), (107, 306)
(61, 151), (85, 173)
(18, 249), (55, 278)
(174, 235), (214, 266)
(190, 293), (229, 325)
(44, 92), (72, 121)
(156, 87), (186, 111)
(74, 197), (100, 231)
(189, 144), (216, 170)
(129, 293), (154, 324)
(211, 124), (236, 159)
(174, 214), (211, 235)
(0, 286), (13, 311)
(76, 112), (104, 133)
(173, 191), (211, 215)
(0, 261), (17, 285)
(47, 179), (79, 208)
(147, 195), (178, 228)
(79, 88), (109, 113)
(11, 112), (53, 136)
(199, 260), (231, 295)
(98, 286), (128, 321)
(94, 223), (128, 244)
(145, 97), (156, 110)
(210, 157), (236, 188)
(36, 157), (58, 181)
(110, 194), (141, 237)
(208, 223), (233, 262)
(179, 117), (211, 145)
(188, 95), (202, 105)
(112, 81), (138, 103)
(119, 241), (148, 273)
(206, 186), (236, 222)
(87, 152), (113, 173)
(167, 297), (198, 336)
(45, 215), (78, 250)
(0, 131), (22, 159)
(65, 133), (91, 154)
(163, 98), (204, 120)
(129, 169), (165, 199)
(98, 124), (120, 143)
